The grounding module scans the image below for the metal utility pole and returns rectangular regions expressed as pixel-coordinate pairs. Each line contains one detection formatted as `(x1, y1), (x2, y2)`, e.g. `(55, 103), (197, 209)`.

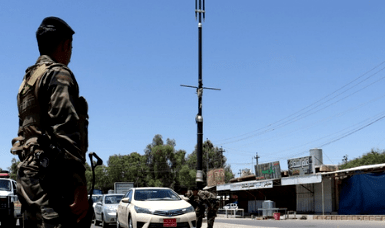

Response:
(206, 138), (209, 172)
(218, 146), (225, 168)
(181, 0), (220, 190)
(254, 152), (260, 176)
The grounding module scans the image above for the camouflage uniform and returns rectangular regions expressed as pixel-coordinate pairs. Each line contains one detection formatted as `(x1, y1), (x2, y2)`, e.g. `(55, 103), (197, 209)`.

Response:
(186, 190), (219, 228)
(11, 54), (89, 228)
(198, 190), (219, 228)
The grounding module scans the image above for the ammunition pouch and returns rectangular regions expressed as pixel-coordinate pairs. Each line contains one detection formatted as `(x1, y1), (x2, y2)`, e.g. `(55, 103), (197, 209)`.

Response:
(36, 134), (64, 172)
(76, 96), (89, 154)
(11, 136), (25, 161)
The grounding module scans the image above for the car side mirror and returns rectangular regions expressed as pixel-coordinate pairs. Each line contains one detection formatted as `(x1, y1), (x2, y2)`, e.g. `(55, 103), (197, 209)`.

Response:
(122, 197), (130, 203)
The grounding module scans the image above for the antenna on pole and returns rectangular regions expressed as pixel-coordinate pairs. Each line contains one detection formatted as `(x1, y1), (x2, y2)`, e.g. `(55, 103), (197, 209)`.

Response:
(182, 0), (219, 190)
(254, 152), (260, 176)
(218, 146), (225, 168)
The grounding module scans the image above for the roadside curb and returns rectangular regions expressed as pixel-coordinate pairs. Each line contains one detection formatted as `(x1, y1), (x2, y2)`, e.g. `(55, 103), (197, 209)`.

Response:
(200, 222), (278, 228)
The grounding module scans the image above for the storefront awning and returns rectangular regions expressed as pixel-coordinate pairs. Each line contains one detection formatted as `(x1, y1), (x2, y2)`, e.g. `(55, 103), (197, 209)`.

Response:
(217, 179), (274, 191)
(281, 174), (322, 186)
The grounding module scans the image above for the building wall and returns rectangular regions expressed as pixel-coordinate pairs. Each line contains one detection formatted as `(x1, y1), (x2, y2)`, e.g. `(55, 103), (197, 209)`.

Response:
(296, 184), (315, 213)
(235, 185), (296, 213)
(248, 200), (265, 213)
(296, 177), (336, 213)
(314, 177), (335, 214)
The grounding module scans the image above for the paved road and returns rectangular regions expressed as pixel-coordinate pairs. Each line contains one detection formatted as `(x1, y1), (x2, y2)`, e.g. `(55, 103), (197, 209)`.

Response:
(90, 217), (385, 228)
(209, 218), (385, 228)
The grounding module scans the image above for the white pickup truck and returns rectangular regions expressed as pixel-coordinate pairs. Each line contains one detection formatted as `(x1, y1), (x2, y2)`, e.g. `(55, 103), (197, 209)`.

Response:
(223, 203), (238, 210)
(0, 171), (22, 227)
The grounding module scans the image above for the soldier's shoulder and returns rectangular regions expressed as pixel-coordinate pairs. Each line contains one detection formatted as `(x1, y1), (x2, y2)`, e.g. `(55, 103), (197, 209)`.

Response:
(46, 64), (75, 84)
(48, 63), (73, 74)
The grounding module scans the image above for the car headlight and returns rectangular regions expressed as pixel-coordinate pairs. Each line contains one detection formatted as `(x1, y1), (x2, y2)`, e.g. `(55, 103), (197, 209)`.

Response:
(182, 206), (195, 213)
(134, 206), (155, 214)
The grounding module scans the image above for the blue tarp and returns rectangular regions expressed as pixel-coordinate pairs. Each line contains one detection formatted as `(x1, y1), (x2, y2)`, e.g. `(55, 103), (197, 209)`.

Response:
(339, 172), (385, 215)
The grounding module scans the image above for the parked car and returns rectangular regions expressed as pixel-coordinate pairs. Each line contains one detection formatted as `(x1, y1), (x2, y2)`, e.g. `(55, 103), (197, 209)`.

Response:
(116, 187), (196, 228)
(223, 203), (238, 210)
(89, 194), (103, 222)
(0, 174), (22, 227)
(91, 194), (103, 207)
(94, 193), (124, 227)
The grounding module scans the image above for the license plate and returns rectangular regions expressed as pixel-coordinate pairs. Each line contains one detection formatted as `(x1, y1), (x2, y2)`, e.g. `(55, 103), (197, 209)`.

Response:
(163, 218), (177, 227)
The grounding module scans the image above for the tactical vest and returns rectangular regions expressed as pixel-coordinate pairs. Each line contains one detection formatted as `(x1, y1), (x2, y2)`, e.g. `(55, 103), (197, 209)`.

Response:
(18, 64), (48, 139)
(11, 62), (89, 161)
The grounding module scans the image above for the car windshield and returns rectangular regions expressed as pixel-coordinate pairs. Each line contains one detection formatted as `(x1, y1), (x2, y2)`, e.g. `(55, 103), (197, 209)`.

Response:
(104, 195), (124, 204)
(92, 195), (103, 203)
(0, 180), (11, 191)
(134, 189), (181, 201)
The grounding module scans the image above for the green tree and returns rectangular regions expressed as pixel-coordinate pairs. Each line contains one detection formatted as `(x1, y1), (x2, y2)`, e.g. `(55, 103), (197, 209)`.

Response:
(107, 155), (127, 183)
(340, 148), (385, 170)
(185, 139), (234, 187)
(178, 164), (196, 189)
(83, 135), (234, 193)
(8, 158), (20, 180)
(127, 152), (148, 187)
(106, 152), (149, 188)
(85, 162), (110, 193)
(144, 135), (185, 189)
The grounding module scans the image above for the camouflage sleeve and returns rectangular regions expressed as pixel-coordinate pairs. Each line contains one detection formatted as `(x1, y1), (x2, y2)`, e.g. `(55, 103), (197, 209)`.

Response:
(185, 191), (197, 208)
(39, 65), (85, 165)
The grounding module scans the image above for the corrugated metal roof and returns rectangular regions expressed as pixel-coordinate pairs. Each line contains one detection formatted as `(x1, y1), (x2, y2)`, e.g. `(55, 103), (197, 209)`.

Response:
(320, 163), (385, 175)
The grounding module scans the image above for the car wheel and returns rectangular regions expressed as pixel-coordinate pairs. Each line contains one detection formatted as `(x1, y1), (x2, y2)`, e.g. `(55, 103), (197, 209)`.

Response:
(128, 215), (133, 228)
(116, 217), (122, 228)
(92, 213), (96, 222)
(101, 213), (106, 228)
(94, 217), (99, 226)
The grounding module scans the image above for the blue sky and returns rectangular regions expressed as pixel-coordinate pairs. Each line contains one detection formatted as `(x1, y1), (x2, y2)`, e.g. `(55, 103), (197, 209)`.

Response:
(1, 1), (385, 178)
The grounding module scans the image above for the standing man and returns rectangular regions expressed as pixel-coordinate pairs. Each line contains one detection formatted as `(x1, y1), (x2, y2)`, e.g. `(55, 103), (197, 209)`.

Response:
(186, 187), (219, 228)
(186, 187), (206, 228)
(198, 188), (219, 228)
(11, 16), (90, 227)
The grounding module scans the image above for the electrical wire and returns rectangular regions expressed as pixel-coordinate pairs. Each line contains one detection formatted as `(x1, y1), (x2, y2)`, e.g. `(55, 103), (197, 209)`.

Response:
(215, 61), (385, 145)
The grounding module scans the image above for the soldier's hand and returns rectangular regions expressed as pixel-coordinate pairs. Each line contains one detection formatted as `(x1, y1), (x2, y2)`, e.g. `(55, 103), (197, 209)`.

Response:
(70, 185), (89, 222)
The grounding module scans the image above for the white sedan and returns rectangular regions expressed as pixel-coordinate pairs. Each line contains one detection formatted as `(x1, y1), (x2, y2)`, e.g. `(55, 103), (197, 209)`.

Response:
(116, 187), (196, 228)
(94, 193), (124, 227)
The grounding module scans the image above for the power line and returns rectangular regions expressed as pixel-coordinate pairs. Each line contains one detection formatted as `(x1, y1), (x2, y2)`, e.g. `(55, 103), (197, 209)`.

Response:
(255, 110), (385, 164)
(225, 92), (385, 155)
(215, 61), (385, 145)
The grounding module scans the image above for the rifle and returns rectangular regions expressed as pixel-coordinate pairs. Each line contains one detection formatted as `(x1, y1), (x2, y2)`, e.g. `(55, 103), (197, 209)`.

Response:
(78, 152), (103, 227)
(37, 134), (103, 227)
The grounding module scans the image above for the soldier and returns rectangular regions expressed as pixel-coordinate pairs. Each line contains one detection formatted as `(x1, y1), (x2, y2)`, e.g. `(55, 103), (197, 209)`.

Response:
(186, 187), (219, 228)
(198, 188), (219, 228)
(11, 16), (90, 227)
(186, 187), (205, 228)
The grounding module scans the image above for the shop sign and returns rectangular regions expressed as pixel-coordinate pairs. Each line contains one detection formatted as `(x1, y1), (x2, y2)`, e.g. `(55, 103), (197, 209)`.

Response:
(255, 161), (281, 180)
(287, 156), (315, 176)
(230, 180), (273, 191)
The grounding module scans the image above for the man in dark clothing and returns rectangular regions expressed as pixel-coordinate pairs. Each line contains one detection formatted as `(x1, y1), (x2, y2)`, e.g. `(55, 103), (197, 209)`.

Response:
(198, 189), (219, 228)
(11, 16), (89, 228)
(186, 188), (206, 228)
(186, 188), (219, 228)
